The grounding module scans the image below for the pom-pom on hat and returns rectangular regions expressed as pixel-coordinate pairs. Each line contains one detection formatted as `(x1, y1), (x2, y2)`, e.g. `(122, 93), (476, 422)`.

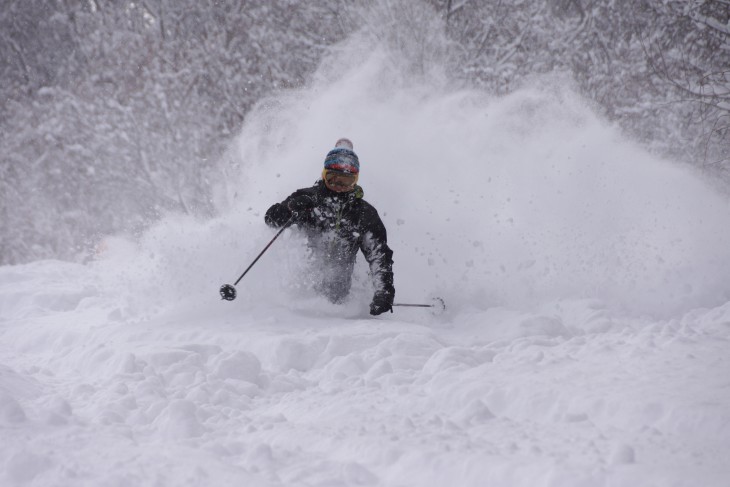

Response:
(324, 138), (359, 174)
(335, 138), (353, 150)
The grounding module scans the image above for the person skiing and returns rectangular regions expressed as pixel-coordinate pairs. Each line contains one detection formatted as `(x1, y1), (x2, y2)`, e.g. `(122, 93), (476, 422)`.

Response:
(264, 138), (395, 315)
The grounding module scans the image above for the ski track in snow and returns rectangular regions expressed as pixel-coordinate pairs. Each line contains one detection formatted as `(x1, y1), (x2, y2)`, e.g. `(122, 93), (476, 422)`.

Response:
(1, 260), (729, 486)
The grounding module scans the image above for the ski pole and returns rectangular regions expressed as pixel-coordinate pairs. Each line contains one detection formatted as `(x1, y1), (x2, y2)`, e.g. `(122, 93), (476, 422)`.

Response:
(393, 297), (446, 314)
(220, 216), (295, 301)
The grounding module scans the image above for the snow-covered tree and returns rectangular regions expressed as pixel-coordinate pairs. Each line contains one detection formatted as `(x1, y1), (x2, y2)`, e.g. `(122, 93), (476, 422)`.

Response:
(1, 0), (728, 264)
(0, 0), (351, 264)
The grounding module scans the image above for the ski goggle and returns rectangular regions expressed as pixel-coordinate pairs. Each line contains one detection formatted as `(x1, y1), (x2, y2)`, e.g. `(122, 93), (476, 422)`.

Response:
(323, 169), (358, 191)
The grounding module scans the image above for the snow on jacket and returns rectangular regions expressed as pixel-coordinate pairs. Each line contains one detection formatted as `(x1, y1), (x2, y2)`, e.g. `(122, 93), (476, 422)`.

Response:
(265, 180), (395, 303)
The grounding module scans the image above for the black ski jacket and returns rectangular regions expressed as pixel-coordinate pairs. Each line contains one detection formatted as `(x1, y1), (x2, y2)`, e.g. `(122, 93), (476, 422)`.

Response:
(265, 180), (394, 303)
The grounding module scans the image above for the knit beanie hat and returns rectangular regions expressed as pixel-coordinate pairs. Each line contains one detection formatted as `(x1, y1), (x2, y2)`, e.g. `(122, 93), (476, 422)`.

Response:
(324, 138), (359, 174)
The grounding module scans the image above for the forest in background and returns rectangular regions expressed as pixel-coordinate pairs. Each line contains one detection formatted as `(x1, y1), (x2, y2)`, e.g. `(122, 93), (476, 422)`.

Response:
(1, 0), (728, 265)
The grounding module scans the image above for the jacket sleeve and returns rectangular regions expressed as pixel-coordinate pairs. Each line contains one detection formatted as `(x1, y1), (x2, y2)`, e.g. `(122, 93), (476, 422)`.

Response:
(265, 188), (318, 228)
(264, 200), (293, 228)
(360, 205), (395, 299)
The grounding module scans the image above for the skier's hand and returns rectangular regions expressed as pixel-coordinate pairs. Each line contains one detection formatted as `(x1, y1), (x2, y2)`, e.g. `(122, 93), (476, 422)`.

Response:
(287, 195), (315, 215)
(370, 292), (394, 316)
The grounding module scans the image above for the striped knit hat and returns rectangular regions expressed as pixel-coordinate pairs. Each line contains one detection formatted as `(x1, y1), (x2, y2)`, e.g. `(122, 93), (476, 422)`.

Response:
(324, 138), (359, 174)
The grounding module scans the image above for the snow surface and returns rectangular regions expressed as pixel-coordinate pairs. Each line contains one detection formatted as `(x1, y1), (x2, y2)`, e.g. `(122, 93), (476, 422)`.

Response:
(2, 50), (730, 486)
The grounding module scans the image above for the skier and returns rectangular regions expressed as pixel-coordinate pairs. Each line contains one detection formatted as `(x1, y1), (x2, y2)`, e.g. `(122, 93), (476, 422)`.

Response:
(264, 139), (395, 315)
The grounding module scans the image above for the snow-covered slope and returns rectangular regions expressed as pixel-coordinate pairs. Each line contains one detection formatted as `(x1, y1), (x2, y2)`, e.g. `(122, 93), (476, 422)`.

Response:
(2, 48), (730, 486)
(1, 260), (729, 486)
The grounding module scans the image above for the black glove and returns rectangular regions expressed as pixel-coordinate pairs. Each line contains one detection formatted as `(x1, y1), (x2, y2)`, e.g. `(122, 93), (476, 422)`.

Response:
(287, 194), (315, 215)
(370, 292), (394, 316)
